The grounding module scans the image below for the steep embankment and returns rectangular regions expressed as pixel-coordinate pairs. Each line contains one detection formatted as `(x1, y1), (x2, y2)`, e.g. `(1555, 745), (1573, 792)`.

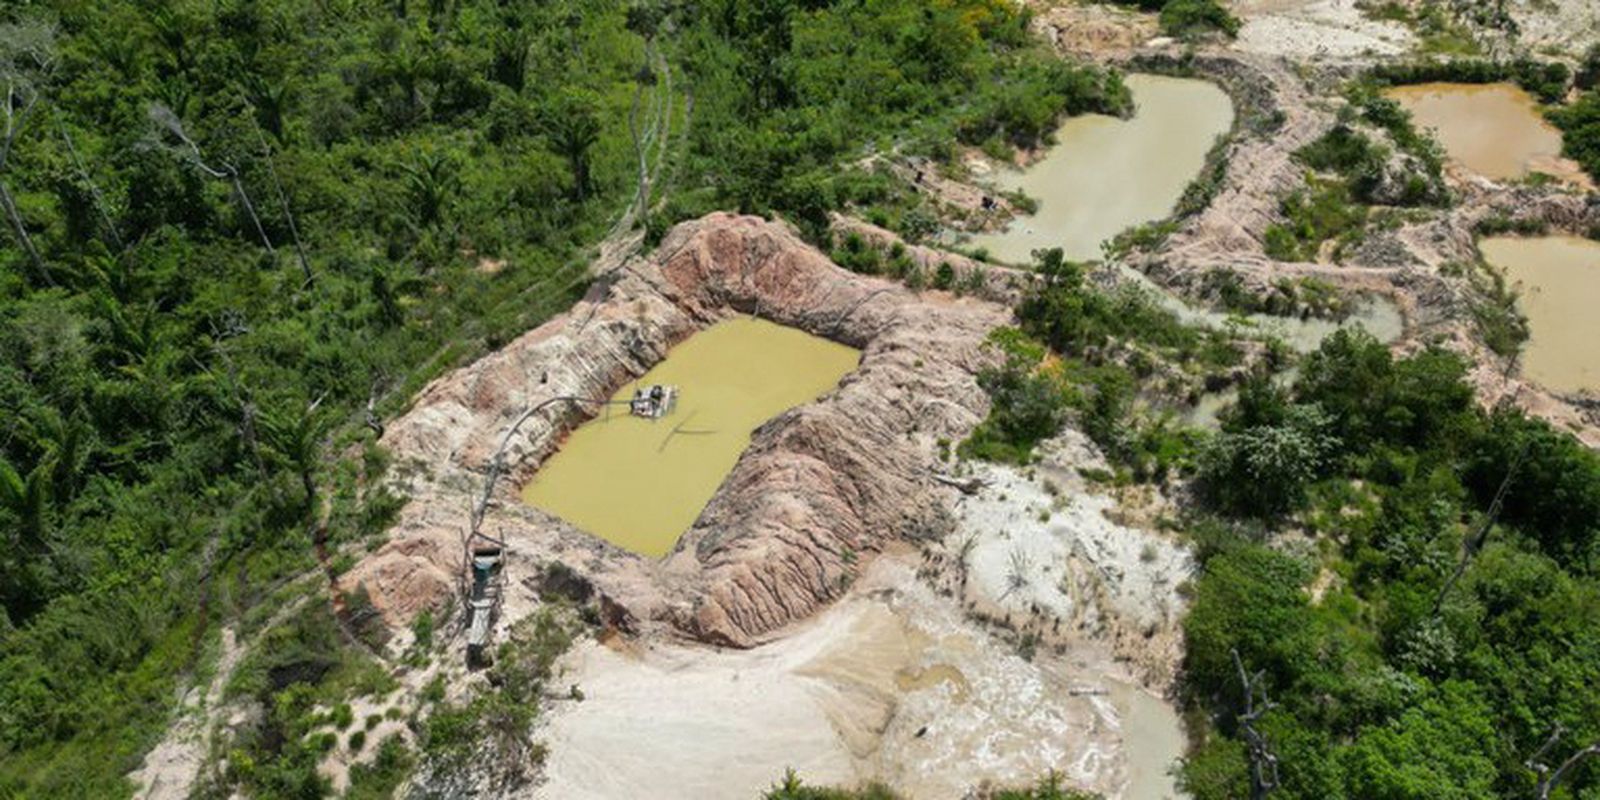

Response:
(345, 212), (1009, 648)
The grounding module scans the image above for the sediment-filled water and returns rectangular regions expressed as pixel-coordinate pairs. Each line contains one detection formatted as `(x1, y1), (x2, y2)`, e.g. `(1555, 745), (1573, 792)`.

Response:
(522, 317), (859, 557)
(1385, 82), (1568, 181)
(968, 74), (1235, 265)
(1479, 235), (1600, 394)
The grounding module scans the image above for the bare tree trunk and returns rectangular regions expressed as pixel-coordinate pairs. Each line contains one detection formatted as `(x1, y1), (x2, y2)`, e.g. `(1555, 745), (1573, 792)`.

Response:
(1433, 427), (1530, 616)
(55, 116), (123, 251)
(1233, 649), (1280, 800)
(0, 179), (49, 286)
(226, 168), (275, 256)
(1528, 724), (1600, 800)
(253, 124), (312, 287)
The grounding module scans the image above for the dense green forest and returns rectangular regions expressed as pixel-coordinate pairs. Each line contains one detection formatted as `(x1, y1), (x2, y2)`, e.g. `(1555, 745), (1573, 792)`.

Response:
(7, 0), (1599, 797)
(0, 0), (1126, 796)
(961, 249), (1600, 799)
(1180, 333), (1600, 798)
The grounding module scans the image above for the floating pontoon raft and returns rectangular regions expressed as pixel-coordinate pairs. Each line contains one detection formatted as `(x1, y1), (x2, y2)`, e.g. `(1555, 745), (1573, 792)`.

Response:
(629, 384), (678, 419)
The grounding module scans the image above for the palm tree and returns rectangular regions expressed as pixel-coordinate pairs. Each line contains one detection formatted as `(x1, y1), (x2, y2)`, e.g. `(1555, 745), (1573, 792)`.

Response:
(547, 91), (601, 201)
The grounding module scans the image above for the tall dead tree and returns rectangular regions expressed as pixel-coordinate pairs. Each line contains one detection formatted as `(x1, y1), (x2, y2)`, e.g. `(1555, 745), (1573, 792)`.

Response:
(1433, 390), (1530, 618)
(55, 115), (123, 252)
(0, 18), (57, 286)
(1526, 724), (1600, 800)
(147, 103), (275, 256)
(1233, 648), (1281, 800)
(624, 2), (664, 229)
(252, 121), (313, 287)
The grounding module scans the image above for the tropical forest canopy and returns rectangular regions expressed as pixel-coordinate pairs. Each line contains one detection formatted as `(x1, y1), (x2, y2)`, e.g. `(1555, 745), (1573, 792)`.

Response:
(0, 0), (1124, 796)
(2, 0), (1598, 798)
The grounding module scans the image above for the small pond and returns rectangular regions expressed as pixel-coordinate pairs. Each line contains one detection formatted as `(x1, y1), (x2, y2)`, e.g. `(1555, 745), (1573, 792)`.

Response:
(521, 317), (860, 557)
(1122, 266), (1405, 429)
(1118, 265), (1405, 354)
(968, 74), (1235, 265)
(1479, 235), (1600, 395)
(1385, 82), (1569, 181)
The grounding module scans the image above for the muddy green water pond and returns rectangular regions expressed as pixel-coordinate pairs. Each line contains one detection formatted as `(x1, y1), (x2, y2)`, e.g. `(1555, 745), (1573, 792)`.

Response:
(521, 318), (860, 557)
(1110, 265), (1406, 429)
(968, 74), (1235, 264)
(1385, 83), (1567, 181)
(1480, 235), (1600, 395)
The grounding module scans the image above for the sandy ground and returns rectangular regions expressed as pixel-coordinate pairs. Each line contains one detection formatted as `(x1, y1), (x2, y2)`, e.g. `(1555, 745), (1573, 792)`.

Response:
(1231, 0), (1414, 58)
(535, 554), (1181, 800)
(129, 629), (241, 800)
(1507, 0), (1600, 57)
(955, 456), (1192, 646)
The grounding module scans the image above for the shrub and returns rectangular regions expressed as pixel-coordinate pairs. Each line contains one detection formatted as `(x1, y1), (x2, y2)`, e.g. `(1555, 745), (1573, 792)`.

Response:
(960, 357), (1068, 464)
(1548, 91), (1600, 182)
(1159, 0), (1241, 39)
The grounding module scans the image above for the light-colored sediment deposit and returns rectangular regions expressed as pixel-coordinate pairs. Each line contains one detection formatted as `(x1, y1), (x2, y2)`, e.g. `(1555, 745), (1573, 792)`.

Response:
(537, 554), (1176, 800)
(1232, 0), (1414, 58)
(346, 212), (1009, 649)
(534, 426), (1196, 800)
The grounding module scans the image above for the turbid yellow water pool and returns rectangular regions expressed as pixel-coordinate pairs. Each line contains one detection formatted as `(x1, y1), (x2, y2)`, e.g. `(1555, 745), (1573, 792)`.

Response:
(1386, 83), (1568, 181)
(968, 74), (1235, 264)
(1479, 235), (1600, 395)
(521, 317), (860, 557)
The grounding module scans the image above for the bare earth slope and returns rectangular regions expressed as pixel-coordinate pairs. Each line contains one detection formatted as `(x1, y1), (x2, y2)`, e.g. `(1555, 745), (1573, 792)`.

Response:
(345, 212), (1009, 648)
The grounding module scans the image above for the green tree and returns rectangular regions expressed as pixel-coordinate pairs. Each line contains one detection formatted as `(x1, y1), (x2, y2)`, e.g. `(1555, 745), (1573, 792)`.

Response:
(547, 90), (602, 201)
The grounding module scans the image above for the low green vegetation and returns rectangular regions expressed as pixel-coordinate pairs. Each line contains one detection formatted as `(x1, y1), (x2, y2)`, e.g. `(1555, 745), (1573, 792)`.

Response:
(1444, 258), (1530, 361)
(960, 331), (1067, 465)
(766, 770), (1098, 799)
(963, 248), (1237, 480)
(206, 602), (397, 799)
(1158, 0), (1242, 39)
(418, 607), (580, 791)
(1102, 0), (1240, 40)
(0, 0), (1134, 795)
(1369, 58), (1571, 104)
(1548, 90), (1600, 183)
(344, 736), (415, 800)
(1266, 87), (1447, 263)
(1180, 329), (1600, 799)
(1263, 179), (1368, 262)
(1203, 271), (1350, 320)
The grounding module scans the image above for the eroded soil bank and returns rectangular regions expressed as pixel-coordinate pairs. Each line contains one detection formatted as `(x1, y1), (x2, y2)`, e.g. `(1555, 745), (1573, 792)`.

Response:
(520, 317), (860, 558)
(347, 212), (1009, 649)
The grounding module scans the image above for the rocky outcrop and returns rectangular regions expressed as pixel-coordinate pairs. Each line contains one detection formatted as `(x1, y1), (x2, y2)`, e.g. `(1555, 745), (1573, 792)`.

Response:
(346, 213), (1010, 648)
